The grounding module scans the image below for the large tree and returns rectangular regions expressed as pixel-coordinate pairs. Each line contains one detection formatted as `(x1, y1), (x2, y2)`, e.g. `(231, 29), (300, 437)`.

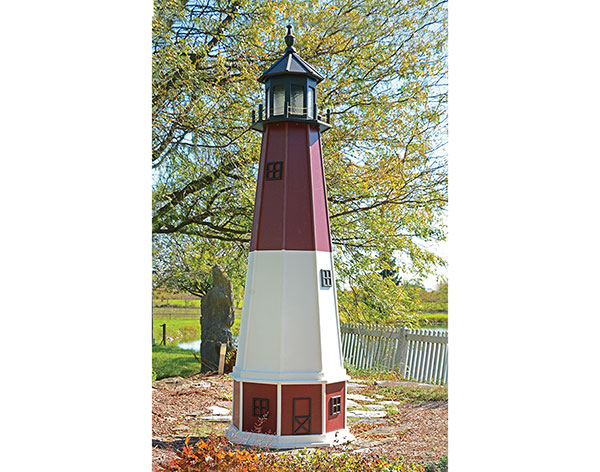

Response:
(152, 0), (447, 324)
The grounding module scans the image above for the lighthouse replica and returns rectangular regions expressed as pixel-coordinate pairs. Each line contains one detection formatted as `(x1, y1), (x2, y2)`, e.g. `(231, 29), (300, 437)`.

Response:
(226, 26), (353, 448)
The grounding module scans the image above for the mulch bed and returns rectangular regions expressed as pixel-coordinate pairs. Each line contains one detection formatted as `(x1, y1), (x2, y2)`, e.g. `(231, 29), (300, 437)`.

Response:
(152, 374), (447, 470)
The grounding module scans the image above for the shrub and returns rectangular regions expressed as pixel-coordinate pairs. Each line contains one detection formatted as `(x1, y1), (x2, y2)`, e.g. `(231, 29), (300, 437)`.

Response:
(157, 435), (428, 472)
(157, 436), (261, 472)
(424, 455), (448, 472)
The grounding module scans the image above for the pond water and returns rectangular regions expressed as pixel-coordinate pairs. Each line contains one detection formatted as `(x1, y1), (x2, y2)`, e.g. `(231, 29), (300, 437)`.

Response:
(177, 339), (202, 351)
(177, 338), (239, 352)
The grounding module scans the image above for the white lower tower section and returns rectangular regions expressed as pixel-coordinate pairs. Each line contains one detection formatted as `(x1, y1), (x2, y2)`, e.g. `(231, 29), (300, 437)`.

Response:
(232, 250), (347, 384)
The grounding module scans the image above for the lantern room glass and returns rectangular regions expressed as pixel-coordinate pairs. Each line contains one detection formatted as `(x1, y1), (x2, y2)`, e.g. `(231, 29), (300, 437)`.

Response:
(290, 85), (304, 115)
(273, 85), (285, 116)
(265, 87), (270, 118)
(307, 87), (314, 119)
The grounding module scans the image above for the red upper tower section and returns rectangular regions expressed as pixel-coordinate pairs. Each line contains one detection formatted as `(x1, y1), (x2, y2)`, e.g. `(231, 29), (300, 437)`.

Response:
(249, 25), (333, 252)
(249, 122), (331, 251)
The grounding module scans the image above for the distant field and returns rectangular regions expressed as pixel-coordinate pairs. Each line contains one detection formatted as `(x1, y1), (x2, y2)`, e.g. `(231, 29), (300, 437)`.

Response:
(418, 312), (448, 327)
(152, 307), (200, 318)
(152, 303), (242, 318)
(153, 298), (201, 308)
(153, 307), (242, 319)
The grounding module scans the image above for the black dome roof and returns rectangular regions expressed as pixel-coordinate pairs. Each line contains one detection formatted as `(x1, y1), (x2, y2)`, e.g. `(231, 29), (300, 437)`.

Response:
(258, 26), (324, 83)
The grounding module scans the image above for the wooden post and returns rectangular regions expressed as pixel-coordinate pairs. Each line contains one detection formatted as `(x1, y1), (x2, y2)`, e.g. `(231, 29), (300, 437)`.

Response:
(161, 323), (166, 345)
(218, 343), (227, 375)
(393, 327), (408, 376)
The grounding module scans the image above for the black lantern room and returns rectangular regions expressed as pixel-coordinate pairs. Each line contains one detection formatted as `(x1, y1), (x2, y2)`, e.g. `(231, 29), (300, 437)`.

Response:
(251, 25), (331, 132)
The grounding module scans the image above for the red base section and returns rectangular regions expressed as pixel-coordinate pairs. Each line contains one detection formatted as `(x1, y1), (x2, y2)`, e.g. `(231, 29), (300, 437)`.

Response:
(280, 384), (322, 435)
(242, 382), (277, 434)
(235, 381), (346, 436)
(325, 381), (345, 432)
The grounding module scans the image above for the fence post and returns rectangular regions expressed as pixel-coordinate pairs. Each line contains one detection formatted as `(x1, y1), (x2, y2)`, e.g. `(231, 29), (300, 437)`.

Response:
(161, 323), (166, 345)
(218, 343), (227, 375)
(393, 327), (408, 375)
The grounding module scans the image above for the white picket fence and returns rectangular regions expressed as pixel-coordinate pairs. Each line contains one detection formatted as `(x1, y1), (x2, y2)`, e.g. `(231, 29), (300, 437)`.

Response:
(340, 323), (448, 385)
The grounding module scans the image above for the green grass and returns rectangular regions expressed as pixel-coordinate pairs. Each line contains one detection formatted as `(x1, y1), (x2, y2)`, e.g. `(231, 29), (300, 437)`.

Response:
(152, 315), (241, 345)
(152, 316), (242, 379)
(345, 364), (448, 402)
(371, 383), (448, 402)
(152, 344), (202, 380)
(346, 364), (407, 381)
(153, 318), (201, 344)
(232, 316), (240, 336)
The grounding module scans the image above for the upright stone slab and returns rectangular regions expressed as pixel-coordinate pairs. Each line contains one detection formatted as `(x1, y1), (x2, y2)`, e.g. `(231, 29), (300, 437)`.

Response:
(200, 265), (235, 372)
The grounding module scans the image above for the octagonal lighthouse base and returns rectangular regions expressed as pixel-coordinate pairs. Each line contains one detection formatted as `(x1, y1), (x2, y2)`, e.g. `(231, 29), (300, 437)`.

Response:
(227, 378), (353, 449)
(225, 424), (355, 449)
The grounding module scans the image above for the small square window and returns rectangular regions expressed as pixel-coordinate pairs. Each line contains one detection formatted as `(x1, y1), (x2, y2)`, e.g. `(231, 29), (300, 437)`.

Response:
(253, 398), (269, 417)
(330, 396), (341, 416)
(320, 269), (332, 288)
(265, 161), (283, 181)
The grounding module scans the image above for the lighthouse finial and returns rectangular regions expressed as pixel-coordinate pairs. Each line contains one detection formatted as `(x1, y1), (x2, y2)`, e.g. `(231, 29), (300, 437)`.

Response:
(284, 24), (295, 52)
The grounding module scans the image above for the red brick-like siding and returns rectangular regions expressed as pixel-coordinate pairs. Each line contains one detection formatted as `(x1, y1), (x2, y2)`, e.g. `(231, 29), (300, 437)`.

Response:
(281, 384), (322, 435)
(242, 382), (277, 435)
(325, 381), (345, 432)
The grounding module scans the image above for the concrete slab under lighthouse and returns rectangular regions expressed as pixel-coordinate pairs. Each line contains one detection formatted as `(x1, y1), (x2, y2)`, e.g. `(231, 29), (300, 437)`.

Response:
(225, 424), (355, 449)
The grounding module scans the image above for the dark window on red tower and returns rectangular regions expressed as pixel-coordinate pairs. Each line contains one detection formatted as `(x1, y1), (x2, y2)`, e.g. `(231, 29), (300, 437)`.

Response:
(265, 161), (283, 181)
(330, 396), (342, 415)
(320, 269), (332, 287)
(252, 398), (269, 417)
